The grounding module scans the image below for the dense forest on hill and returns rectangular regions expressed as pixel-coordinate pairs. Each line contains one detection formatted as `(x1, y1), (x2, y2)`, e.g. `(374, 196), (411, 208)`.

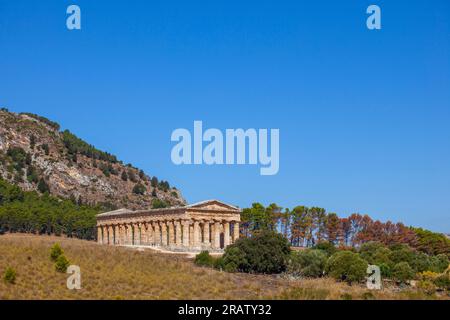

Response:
(0, 178), (99, 239)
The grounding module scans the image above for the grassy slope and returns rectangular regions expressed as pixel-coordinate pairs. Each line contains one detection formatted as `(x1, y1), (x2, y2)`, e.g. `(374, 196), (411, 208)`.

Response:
(0, 234), (445, 300)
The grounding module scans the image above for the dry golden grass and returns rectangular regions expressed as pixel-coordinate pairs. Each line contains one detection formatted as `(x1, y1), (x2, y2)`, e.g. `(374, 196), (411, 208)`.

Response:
(0, 234), (447, 300)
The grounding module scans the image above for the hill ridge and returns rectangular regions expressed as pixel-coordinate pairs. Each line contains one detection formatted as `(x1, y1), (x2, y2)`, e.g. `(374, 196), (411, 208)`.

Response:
(0, 108), (185, 210)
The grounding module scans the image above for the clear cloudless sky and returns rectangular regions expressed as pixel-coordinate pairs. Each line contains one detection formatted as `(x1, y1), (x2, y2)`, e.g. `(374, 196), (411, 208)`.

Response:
(1, 0), (449, 232)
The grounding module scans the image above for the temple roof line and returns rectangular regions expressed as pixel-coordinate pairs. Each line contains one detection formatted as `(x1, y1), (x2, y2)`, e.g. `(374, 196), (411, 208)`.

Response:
(96, 199), (241, 218)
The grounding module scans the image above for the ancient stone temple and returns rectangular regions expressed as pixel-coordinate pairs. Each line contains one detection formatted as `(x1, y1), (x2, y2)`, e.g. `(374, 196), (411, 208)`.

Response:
(96, 200), (241, 252)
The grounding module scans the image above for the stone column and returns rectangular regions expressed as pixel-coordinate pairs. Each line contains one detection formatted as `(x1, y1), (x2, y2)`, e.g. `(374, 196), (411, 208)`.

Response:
(175, 220), (182, 246)
(114, 225), (119, 245)
(125, 224), (130, 245)
(223, 222), (230, 247)
(161, 222), (168, 246)
(97, 226), (102, 244)
(153, 222), (161, 246)
(133, 223), (140, 246)
(168, 221), (175, 246)
(189, 225), (194, 247)
(128, 224), (133, 245)
(124, 224), (129, 245)
(144, 222), (150, 245)
(148, 222), (154, 245)
(233, 222), (240, 243)
(140, 223), (146, 245)
(103, 226), (109, 244)
(151, 222), (156, 245)
(182, 220), (190, 247)
(108, 225), (114, 245)
(213, 221), (221, 249)
(122, 224), (127, 245)
(193, 220), (200, 247)
(119, 224), (125, 245)
(137, 223), (143, 245)
(203, 221), (210, 245)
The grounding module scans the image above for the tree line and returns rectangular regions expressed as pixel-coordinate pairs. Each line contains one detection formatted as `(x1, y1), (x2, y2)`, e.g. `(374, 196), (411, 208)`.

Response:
(241, 203), (450, 256)
(0, 178), (99, 239)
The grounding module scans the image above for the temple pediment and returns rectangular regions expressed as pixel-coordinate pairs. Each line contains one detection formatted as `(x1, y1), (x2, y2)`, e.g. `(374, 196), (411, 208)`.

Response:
(186, 200), (240, 212)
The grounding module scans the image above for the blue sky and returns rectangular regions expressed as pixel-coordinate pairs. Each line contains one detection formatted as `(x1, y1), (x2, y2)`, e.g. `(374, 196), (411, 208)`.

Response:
(1, 1), (449, 232)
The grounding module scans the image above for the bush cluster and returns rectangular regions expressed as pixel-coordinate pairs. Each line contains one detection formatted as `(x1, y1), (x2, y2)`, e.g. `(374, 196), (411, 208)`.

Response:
(3, 267), (16, 284)
(195, 235), (450, 291)
(50, 243), (70, 272)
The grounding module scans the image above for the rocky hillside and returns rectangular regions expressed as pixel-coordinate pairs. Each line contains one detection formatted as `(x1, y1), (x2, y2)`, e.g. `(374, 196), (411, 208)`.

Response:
(0, 108), (185, 210)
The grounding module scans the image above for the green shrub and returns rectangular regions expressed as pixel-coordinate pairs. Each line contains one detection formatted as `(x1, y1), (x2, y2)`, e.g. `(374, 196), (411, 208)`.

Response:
(37, 178), (50, 194)
(340, 293), (353, 300)
(361, 291), (376, 300)
(392, 262), (415, 283)
(132, 183), (146, 195)
(213, 257), (225, 270)
(433, 274), (450, 290)
(325, 251), (368, 284)
(388, 244), (414, 265)
(379, 263), (392, 278)
(50, 243), (63, 261)
(3, 267), (16, 284)
(222, 231), (291, 274)
(194, 251), (215, 267)
(359, 242), (384, 262)
(429, 254), (449, 273)
(288, 249), (327, 278)
(55, 255), (70, 273)
(152, 199), (168, 209)
(213, 256), (226, 270)
(221, 246), (247, 273)
(313, 241), (337, 257)
(417, 280), (437, 295)
(409, 252), (432, 273)
(359, 242), (392, 266)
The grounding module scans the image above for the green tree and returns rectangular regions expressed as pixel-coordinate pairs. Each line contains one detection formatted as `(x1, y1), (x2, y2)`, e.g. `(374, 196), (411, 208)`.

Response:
(132, 183), (146, 195)
(50, 243), (63, 261)
(429, 254), (449, 273)
(151, 176), (159, 188)
(55, 255), (70, 273)
(313, 241), (337, 257)
(288, 249), (327, 277)
(41, 143), (50, 155)
(29, 134), (36, 149)
(325, 251), (368, 284)
(37, 178), (50, 194)
(222, 231), (291, 274)
(220, 246), (246, 272)
(392, 262), (415, 283)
